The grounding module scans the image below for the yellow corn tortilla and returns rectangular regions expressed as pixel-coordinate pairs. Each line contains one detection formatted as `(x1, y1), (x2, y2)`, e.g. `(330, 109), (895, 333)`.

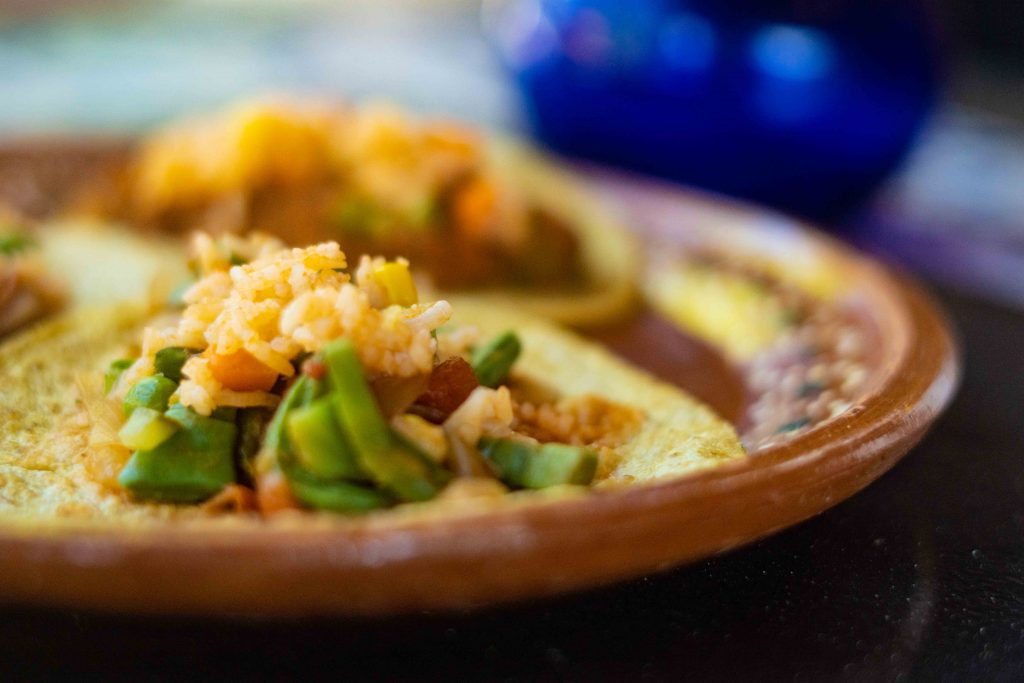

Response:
(0, 301), (742, 529)
(451, 299), (743, 482)
(463, 140), (640, 326)
(38, 219), (189, 308)
(0, 219), (188, 341)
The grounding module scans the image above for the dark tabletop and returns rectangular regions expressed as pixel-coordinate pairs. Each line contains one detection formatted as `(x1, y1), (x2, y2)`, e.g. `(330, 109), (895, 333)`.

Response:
(0, 284), (1021, 683)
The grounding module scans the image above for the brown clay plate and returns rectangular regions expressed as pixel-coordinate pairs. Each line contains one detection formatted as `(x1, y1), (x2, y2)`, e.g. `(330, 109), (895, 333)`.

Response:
(0, 140), (959, 616)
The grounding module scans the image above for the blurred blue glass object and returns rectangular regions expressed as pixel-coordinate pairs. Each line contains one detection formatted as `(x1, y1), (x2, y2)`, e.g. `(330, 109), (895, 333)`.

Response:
(487, 0), (941, 219)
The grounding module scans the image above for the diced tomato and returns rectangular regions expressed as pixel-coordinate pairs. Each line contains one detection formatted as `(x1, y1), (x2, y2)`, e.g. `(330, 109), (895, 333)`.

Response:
(411, 357), (478, 424)
(208, 348), (279, 392)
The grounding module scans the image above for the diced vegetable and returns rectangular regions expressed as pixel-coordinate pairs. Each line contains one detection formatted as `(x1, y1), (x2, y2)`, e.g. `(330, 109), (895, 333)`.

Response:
(154, 346), (194, 382)
(263, 373), (386, 513)
(391, 414), (448, 463)
(235, 408), (268, 482)
(471, 331), (521, 388)
(526, 443), (598, 487)
(118, 406), (178, 451)
(285, 396), (365, 480)
(104, 358), (135, 393)
(282, 464), (392, 513)
(479, 438), (598, 489)
(392, 428), (456, 486)
(211, 406), (238, 422)
(372, 261), (418, 307)
(207, 348), (279, 392)
(324, 338), (439, 502)
(0, 232), (35, 256)
(262, 375), (312, 458)
(480, 439), (532, 482)
(118, 406), (238, 503)
(299, 376), (327, 405)
(123, 374), (177, 417)
(162, 403), (225, 428)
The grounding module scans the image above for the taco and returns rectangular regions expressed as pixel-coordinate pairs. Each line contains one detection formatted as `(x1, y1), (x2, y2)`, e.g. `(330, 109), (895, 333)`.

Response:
(0, 233), (741, 525)
(81, 97), (639, 326)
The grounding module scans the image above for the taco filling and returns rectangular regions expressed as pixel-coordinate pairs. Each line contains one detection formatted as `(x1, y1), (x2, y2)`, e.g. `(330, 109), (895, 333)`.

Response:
(97, 99), (587, 292)
(0, 213), (66, 336)
(98, 233), (642, 514)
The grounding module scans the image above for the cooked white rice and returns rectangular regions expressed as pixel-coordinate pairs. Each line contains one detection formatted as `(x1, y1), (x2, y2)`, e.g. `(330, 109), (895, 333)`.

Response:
(117, 233), (452, 415)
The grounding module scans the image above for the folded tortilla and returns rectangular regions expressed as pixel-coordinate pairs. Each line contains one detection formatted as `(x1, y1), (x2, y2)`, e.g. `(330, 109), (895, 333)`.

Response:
(464, 141), (640, 326)
(0, 301), (742, 529)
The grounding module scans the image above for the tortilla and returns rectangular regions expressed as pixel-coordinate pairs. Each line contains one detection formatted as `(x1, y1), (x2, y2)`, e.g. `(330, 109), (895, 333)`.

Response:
(37, 220), (189, 308)
(462, 140), (640, 326)
(0, 301), (742, 528)
(0, 219), (189, 340)
(451, 299), (743, 481)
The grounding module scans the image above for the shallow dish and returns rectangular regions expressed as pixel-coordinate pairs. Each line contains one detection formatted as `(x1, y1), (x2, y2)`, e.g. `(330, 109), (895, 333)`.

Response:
(0, 142), (958, 616)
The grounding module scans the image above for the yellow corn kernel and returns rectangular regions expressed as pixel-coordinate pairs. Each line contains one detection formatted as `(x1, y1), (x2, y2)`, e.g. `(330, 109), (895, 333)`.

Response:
(373, 261), (418, 307)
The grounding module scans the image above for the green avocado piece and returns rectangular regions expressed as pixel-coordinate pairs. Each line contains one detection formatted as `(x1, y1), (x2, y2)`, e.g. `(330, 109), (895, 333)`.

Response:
(282, 463), (391, 513)
(118, 406), (178, 451)
(153, 347), (196, 382)
(479, 438), (598, 489)
(123, 374), (177, 417)
(118, 406), (238, 503)
(285, 396), (366, 481)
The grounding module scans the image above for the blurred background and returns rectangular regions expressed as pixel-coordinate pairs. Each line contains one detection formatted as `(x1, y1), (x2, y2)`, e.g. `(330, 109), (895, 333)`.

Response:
(0, 0), (1021, 305)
